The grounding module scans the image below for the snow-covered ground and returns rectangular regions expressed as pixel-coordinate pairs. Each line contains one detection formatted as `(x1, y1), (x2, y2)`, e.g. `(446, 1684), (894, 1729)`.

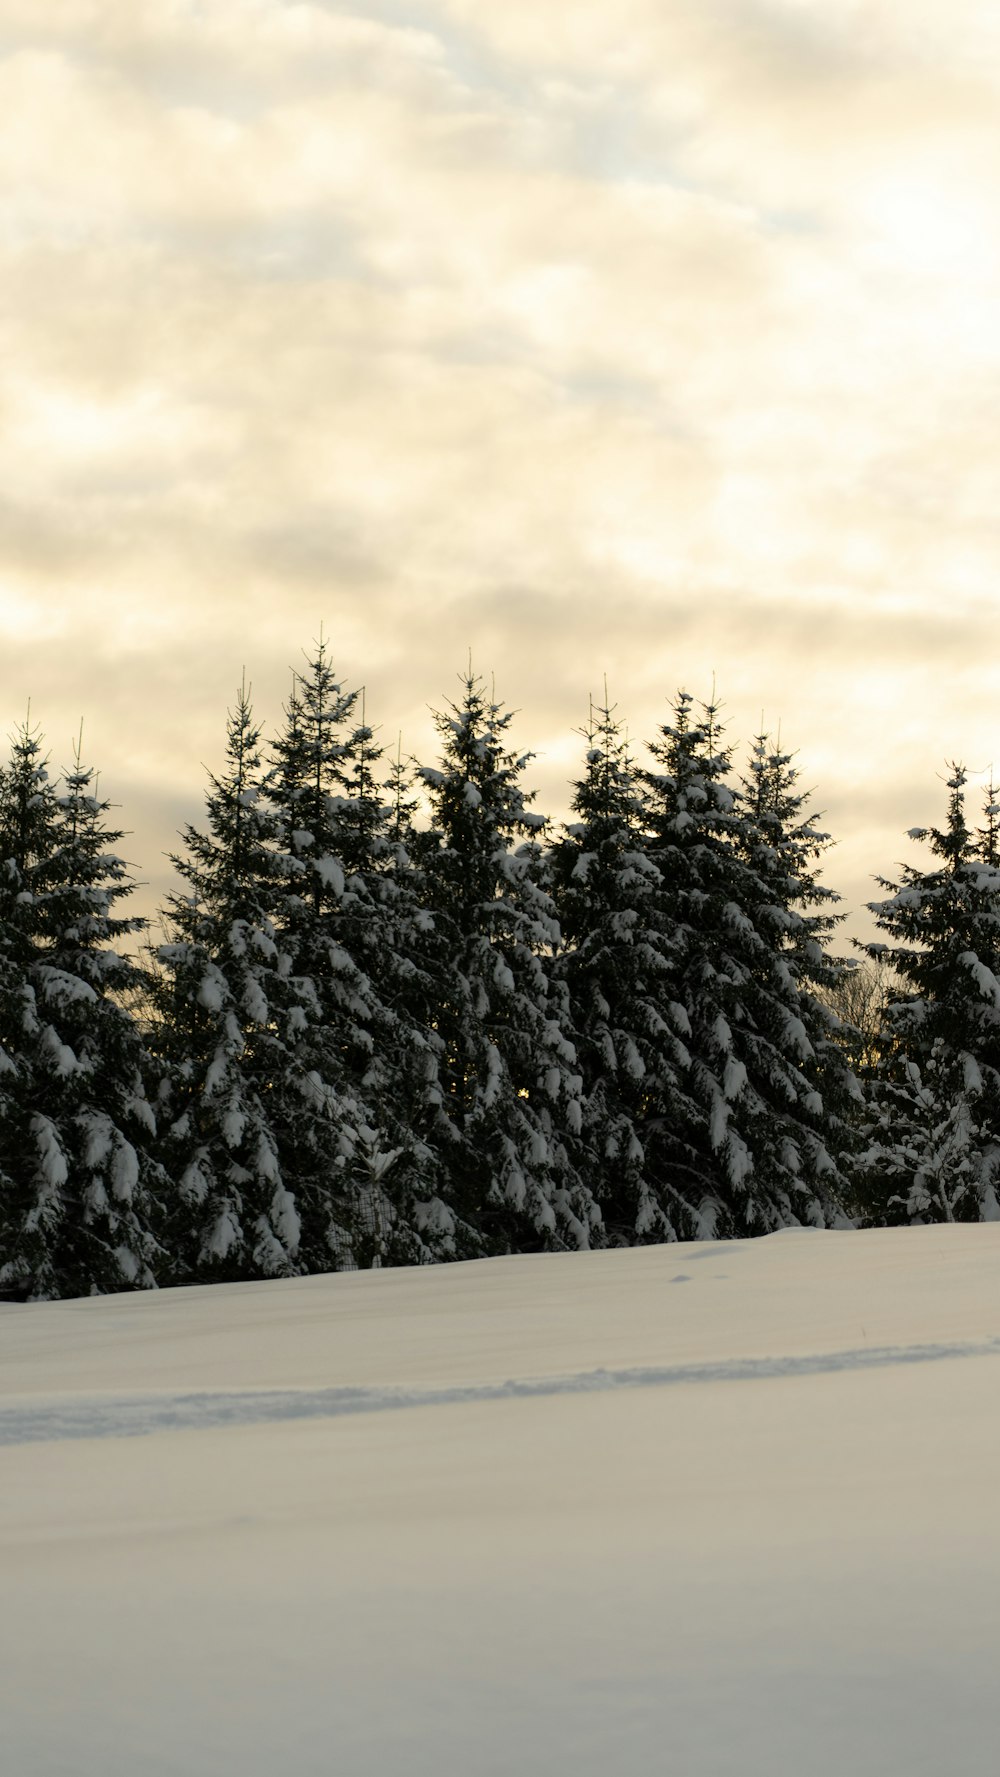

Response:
(3, 1226), (1000, 1776)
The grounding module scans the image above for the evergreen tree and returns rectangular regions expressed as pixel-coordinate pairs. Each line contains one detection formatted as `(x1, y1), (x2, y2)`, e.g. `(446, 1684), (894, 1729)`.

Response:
(418, 670), (596, 1254)
(154, 683), (301, 1282)
(637, 693), (854, 1238)
(268, 654), (461, 1270)
(333, 725), (461, 1265)
(551, 696), (678, 1242)
(0, 721), (161, 1299)
(860, 767), (1000, 1223)
(263, 647), (383, 1269)
(735, 729), (863, 1187)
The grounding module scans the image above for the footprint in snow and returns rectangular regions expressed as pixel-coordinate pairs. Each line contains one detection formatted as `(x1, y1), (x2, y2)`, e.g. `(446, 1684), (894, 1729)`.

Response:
(670, 1273), (691, 1283)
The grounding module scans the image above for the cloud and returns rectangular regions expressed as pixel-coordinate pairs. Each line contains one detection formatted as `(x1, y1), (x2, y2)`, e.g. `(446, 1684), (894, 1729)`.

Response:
(2, 0), (1000, 937)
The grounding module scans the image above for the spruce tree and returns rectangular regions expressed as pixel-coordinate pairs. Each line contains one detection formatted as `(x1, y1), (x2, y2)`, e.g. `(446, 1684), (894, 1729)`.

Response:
(333, 723), (461, 1264)
(0, 721), (161, 1299)
(263, 647), (381, 1269)
(860, 767), (1000, 1223)
(637, 693), (854, 1238)
(551, 696), (677, 1242)
(735, 729), (863, 1187)
(154, 683), (301, 1281)
(418, 669), (596, 1253)
(268, 653), (460, 1270)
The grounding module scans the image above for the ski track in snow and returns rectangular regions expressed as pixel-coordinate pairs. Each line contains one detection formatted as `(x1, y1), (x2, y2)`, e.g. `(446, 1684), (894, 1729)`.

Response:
(4, 1336), (1000, 1446)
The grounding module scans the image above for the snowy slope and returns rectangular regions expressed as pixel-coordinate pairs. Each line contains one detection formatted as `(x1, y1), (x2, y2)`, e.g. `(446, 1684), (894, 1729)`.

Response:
(3, 1227), (1000, 1776)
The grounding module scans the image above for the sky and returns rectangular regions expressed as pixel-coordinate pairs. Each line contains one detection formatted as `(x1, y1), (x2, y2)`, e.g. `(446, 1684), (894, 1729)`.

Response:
(4, 0), (1000, 939)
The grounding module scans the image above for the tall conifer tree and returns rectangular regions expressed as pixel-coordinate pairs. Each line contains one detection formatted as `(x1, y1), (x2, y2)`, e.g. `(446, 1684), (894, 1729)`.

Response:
(418, 670), (595, 1253)
(154, 684), (301, 1281)
(269, 661), (459, 1268)
(0, 721), (160, 1298)
(263, 646), (380, 1268)
(333, 722), (461, 1264)
(551, 697), (676, 1242)
(735, 730), (862, 1174)
(861, 768), (1000, 1223)
(637, 693), (853, 1237)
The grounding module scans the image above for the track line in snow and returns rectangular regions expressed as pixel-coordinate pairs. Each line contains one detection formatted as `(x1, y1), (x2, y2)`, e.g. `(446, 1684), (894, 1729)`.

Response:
(4, 1336), (1000, 1446)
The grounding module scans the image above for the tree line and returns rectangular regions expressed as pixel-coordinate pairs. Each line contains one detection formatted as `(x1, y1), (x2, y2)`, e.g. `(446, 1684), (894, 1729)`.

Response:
(1, 643), (995, 1299)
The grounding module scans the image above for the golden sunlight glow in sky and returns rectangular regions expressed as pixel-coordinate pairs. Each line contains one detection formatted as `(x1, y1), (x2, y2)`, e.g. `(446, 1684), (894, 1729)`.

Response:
(4, 0), (1000, 936)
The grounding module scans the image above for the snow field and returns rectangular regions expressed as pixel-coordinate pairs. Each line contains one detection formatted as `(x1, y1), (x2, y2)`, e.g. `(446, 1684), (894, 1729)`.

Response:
(3, 1226), (1000, 1775)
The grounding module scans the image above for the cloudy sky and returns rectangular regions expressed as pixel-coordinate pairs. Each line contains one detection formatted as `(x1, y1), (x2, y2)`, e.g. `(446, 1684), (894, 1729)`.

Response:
(4, 0), (1000, 937)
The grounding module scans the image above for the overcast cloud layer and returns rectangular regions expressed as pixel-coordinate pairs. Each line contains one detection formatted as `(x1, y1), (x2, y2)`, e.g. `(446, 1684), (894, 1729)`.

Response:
(4, 0), (1000, 933)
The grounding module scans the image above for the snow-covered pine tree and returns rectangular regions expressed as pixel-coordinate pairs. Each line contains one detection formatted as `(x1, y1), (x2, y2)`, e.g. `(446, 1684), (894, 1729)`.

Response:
(154, 682), (301, 1282)
(268, 651), (459, 1270)
(0, 721), (161, 1299)
(860, 767), (1000, 1224)
(418, 669), (596, 1254)
(263, 646), (389, 1270)
(332, 720), (462, 1265)
(551, 696), (679, 1242)
(733, 729), (862, 1203)
(638, 692), (853, 1238)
